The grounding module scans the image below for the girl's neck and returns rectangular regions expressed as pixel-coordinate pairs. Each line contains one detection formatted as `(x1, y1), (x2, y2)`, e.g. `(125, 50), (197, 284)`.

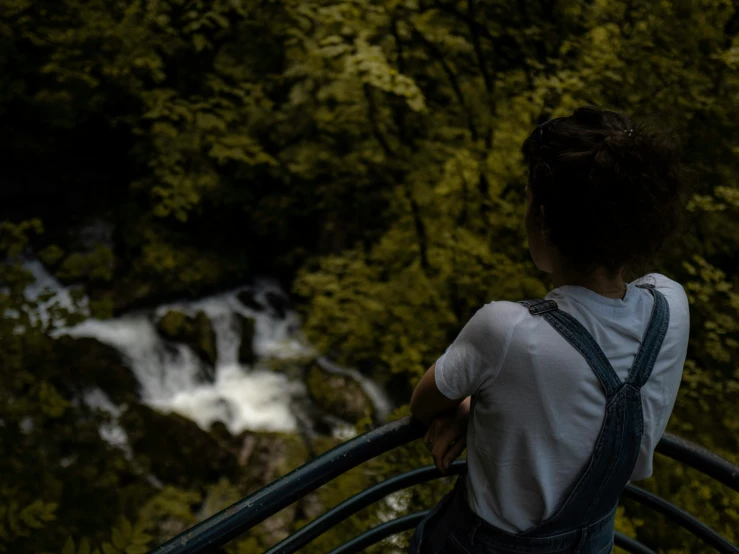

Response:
(551, 262), (627, 300)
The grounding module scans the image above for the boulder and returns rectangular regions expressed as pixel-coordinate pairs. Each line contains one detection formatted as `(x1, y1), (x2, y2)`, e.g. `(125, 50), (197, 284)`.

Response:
(236, 289), (265, 312)
(305, 364), (371, 423)
(235, 431), (309, 494)
(233, 431), (311, 546)
(119, 404), (239, 488)
(52, 336), (139, 404)
(237, 314), (256, 365)
(156, 310), (217, 367)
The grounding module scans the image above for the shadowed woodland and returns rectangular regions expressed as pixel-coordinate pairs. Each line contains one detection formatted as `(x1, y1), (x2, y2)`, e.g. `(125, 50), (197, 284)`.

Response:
(1, 0), (738, 553)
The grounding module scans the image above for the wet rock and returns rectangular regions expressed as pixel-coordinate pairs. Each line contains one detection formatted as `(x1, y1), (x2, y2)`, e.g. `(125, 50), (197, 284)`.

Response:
(264, 291), (290, 319)
(120, 404), (239, 487)
(227, 430), (310, 546)
(305, 364), (371, 423)
(235, 431), (309, 494)
(214, 399), (234, 424)
(209, 421), (232, 444)
(52, 336), (139, 404)
(155, 310), (218, 367)
(237, 314), (256, 365)
(237, 289), (265, 312)
(205, 424), (312, 544)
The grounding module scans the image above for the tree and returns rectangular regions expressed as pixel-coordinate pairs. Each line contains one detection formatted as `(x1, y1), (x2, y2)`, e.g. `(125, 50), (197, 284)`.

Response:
(1, 0), (738, 552)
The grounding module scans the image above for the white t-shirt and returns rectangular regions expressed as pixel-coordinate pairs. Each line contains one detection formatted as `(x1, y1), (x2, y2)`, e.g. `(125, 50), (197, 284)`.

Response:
(434, 273), (690, 533)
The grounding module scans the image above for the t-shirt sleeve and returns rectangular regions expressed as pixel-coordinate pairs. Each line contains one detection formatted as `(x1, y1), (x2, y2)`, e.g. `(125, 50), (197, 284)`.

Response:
(434, 301), (522, 400)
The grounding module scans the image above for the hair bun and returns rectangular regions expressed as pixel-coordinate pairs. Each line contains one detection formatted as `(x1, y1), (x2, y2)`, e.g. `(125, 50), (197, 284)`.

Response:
(521, 105), (689, 276)
(574, 106), (603, 126)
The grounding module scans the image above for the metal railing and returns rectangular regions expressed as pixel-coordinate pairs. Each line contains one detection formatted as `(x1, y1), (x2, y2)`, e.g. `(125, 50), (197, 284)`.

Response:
(149, 417), (739, 554)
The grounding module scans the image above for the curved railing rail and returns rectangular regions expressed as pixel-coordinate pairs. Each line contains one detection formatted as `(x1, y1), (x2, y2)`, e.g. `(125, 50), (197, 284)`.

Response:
(148, 417), (739, 554)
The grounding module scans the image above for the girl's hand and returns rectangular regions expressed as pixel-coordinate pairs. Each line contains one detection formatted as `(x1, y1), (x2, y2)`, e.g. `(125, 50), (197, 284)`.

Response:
(423, 397), (470, 474)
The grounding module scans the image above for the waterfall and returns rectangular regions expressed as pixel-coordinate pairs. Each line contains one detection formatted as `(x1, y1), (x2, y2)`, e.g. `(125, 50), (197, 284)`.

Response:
(19, 259), (392, 437)
(58, 284), (310, 434)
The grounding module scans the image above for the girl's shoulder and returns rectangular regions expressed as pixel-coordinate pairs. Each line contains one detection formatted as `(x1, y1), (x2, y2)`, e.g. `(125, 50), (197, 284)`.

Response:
(475, 299), (531, 323)
(631, 273), (689, 314)
(458, 301), (530, 348)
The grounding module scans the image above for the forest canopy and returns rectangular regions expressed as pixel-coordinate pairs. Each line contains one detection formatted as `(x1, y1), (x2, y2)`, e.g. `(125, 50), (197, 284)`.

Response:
(1, 0), (738, 552)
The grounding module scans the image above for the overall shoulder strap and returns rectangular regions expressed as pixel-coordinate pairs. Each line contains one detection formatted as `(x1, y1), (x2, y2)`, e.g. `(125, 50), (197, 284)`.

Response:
(626, 284), (671, 388)
(517, 297), (622, 399)
(518, 298), (559, 315)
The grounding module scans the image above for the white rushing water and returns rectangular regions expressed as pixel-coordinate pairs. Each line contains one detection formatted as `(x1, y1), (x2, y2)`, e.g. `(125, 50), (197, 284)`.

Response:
(22, 259), (390, 437)
(59, 284), (311, 434)
(82, 388), (130, 453)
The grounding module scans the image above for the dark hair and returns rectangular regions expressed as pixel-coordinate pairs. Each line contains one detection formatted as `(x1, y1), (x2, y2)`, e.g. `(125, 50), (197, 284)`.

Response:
(521, 106), (694, 277)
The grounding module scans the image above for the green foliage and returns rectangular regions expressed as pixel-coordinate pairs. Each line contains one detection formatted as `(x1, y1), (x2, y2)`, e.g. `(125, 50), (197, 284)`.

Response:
(56, 245), (115, 283)
(0, 221), (148, 553)
(0, 497), (57, 550)
(2, 0), (739, 552)
(62, 536), (97, 554)
(0, 219), (43, 258)
(99, 518), (152, 554)
(38, 244), (66, 267)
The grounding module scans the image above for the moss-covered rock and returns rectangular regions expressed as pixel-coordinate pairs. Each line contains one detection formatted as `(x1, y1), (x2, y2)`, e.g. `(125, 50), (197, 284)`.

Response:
(305, 364), (371, 423)
(238, 314), (256, 365)
(235, 431), (309, 494)
(156, 310), (218, 367)
(52, 336), (139, 404)
(120, 404), (239, 488)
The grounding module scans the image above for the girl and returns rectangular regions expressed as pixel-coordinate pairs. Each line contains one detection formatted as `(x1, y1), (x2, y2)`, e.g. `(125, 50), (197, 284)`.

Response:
(408, 106), (691, 554)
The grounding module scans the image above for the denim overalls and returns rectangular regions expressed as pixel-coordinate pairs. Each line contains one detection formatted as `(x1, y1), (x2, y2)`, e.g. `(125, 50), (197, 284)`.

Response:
(409, 284), (669, 554)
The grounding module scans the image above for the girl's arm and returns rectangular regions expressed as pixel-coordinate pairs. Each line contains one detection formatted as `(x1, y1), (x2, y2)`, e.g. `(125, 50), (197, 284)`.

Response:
(410, 363), (465, 425)
(411, 364), (471, 472)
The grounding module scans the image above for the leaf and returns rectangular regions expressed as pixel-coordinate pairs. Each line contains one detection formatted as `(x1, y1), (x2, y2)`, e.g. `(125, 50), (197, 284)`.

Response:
(101, 543), (118, 554)
(111, 526), (126, 550)
(132, 519), (148, 537)
(78, 538), (91, 554)
(62, 537), (75, 554)
(192, 34), (211, 52)
(120, 518), (132, 541)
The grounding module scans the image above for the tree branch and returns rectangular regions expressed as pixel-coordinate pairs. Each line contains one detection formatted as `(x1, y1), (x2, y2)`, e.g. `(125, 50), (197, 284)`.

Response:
(363, 81), (430, 273)
(403, 181), (431, 273)
(432, 1), (497, 43)
(411, 25), (478, 142)
(467, 0), (494, 98)
(362, 83), (395, 158)
(390, 18), (412, 145)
